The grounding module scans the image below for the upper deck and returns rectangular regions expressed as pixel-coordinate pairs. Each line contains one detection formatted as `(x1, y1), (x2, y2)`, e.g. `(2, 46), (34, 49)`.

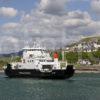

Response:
(22, 45), (52, 61)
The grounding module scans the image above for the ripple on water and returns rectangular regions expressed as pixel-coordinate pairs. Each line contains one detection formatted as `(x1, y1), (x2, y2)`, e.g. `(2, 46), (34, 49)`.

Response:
(0, 73), (100, 100)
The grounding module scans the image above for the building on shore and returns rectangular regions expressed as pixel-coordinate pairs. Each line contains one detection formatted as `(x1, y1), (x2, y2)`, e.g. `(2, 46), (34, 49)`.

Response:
(65, 38), (100, 52)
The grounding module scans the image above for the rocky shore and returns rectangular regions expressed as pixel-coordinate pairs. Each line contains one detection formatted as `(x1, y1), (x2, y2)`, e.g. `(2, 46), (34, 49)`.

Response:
(75, 70), (100, 73)
(75, 65), (100, 73)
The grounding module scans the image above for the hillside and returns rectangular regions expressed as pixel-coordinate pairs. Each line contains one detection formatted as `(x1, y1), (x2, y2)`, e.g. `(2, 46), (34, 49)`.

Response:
(0, 51), (23, 57)
(80, 36), (100, 43)
(66, 36), (100, 48)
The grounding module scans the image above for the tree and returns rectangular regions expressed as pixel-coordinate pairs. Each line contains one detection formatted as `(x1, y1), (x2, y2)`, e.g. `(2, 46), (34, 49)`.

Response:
(65, 52), (78, 64)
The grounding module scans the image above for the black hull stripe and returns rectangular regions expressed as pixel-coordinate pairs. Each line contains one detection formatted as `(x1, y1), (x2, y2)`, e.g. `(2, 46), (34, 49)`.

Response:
(5, 65), (75, 79)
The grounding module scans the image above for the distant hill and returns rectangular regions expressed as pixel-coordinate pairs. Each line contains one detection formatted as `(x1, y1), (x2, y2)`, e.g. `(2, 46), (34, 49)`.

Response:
(0, 51), (23, 57)
(66, 36), (100, 48)
(80, 36), (100, 42)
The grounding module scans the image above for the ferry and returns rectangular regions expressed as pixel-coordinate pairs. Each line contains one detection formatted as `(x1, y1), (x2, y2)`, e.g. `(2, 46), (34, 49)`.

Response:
(4, 43), (75, 79)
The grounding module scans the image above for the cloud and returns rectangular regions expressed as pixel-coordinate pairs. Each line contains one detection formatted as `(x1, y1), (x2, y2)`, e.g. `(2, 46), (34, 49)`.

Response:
(0, 7), (18, 17)
(39, 0), (67, 15)
(0, 10), (97, 51)
(91, 0), (100, 13)
(1, 10), (100, 53)
(67, 10), (91, 19)
(0, 36), (20, 53)
(0, 0), (100, 53)
(64, 10), (91, 28)
(2, 22), (19, 29)
(0, 22), (19, 36)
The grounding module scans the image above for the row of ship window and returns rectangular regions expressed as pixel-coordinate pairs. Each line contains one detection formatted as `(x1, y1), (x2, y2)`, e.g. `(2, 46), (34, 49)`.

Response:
(27, 60), (34, 62)
(27, 60), (45, 62)
(24, 49), (46, 52)
(26, 60), (53, 63)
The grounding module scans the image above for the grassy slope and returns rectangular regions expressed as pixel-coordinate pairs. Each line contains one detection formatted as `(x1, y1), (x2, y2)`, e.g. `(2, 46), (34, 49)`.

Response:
(80, 36), (100, 42)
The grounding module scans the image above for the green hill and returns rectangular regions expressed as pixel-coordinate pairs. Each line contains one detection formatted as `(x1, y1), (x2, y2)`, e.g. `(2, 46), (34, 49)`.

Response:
(66, 36), (100, 48)
(80, 36), (100, 43)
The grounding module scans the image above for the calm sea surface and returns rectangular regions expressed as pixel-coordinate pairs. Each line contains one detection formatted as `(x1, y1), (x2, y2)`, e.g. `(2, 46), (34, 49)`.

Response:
(0, 73), (100, 100)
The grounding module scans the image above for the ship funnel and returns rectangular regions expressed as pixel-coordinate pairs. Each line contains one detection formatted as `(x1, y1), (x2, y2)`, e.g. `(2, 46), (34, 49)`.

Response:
(53, 52), (59, 64)
(53, 52), (58, 59)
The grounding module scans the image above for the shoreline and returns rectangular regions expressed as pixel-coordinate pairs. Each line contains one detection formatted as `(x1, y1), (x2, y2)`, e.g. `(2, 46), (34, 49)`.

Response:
(75, 65), (100, 73)
(75, 70), (100, 73)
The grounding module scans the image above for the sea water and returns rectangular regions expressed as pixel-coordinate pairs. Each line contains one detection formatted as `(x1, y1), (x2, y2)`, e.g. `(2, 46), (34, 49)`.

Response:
(0, 73), (100, 100)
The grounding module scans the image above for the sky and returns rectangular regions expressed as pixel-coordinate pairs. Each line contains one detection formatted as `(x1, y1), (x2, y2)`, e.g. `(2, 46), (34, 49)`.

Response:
(0, 0), (100, 53)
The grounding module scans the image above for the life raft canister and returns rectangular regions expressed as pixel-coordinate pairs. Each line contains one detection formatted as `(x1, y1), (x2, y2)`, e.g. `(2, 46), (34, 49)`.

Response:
(53, 52), (59, 59)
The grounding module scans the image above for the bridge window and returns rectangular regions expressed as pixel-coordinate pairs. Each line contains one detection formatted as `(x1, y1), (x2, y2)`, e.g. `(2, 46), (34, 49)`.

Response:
(27, 60), (34, 63)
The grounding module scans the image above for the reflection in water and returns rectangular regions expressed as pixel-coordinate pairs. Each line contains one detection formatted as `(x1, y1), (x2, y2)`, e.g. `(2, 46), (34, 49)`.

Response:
(0, 73), (100, 100)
